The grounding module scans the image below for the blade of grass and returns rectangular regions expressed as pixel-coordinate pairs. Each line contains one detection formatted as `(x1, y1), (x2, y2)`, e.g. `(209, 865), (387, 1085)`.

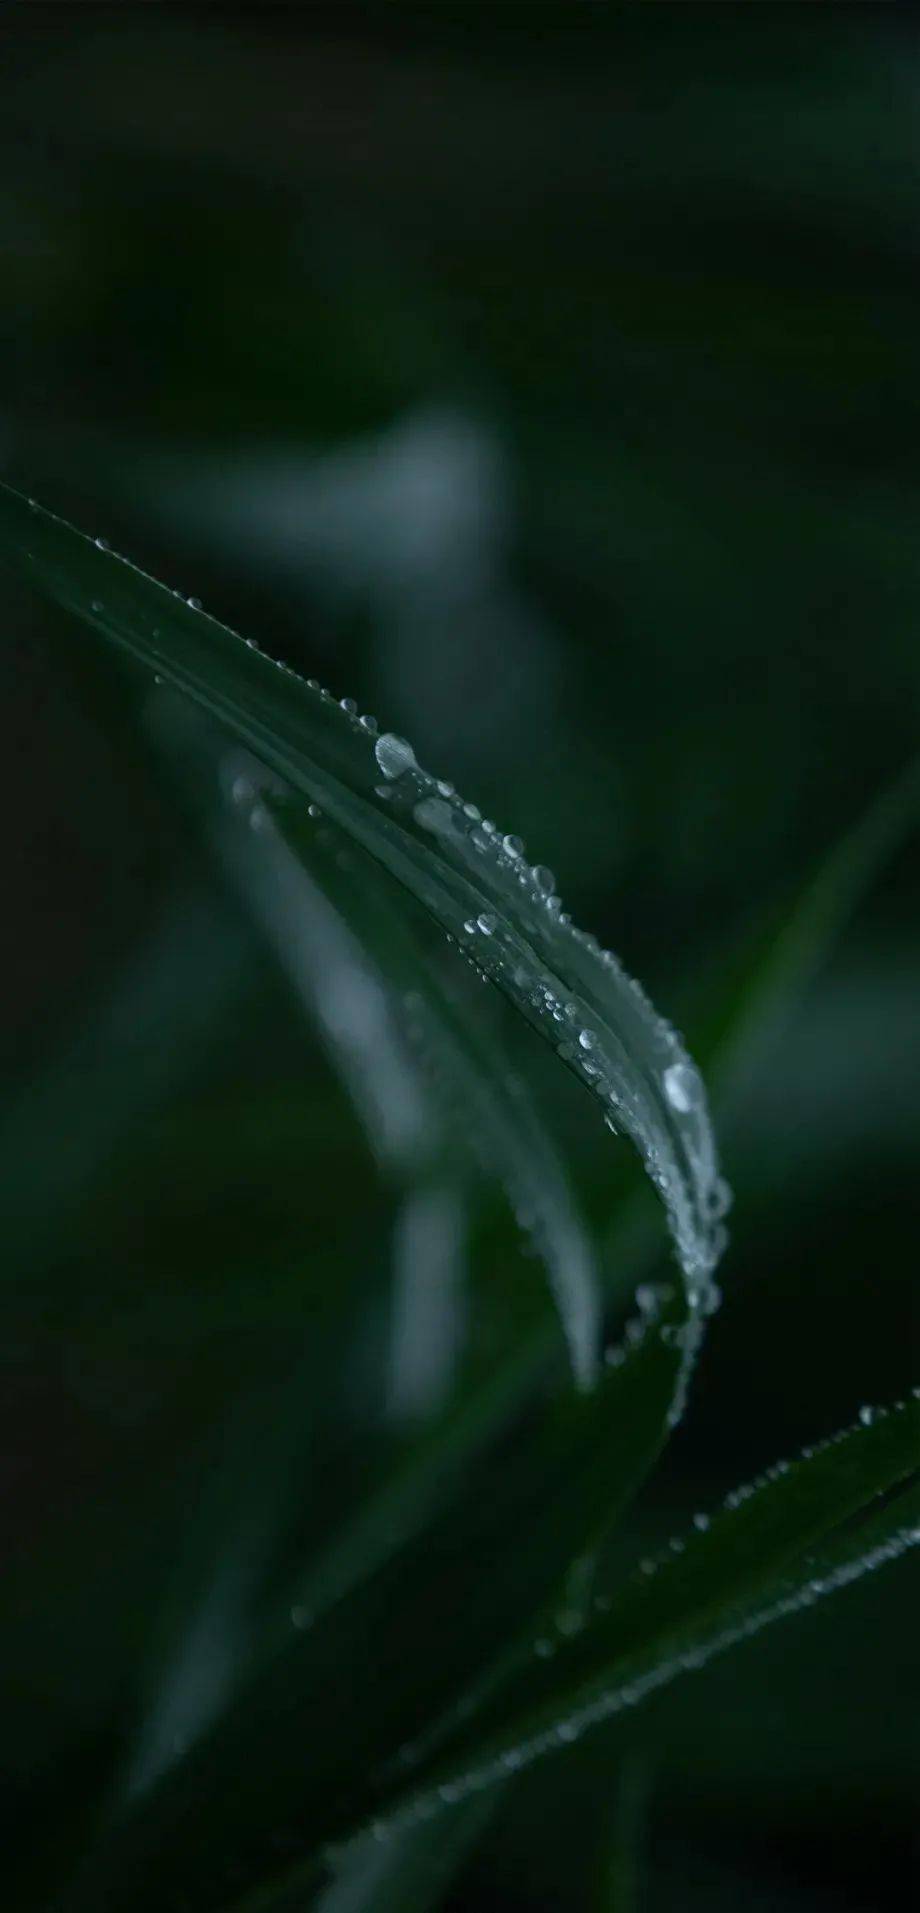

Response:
(0, 481), (727, 1346)
(156, 698), (603, 1390)
(373, 1394), (920, 1834)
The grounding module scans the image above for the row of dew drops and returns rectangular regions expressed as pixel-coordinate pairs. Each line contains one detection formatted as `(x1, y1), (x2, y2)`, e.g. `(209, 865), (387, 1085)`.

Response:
(348, 1386), (920, 1846)
(78, 533), (728, 1379)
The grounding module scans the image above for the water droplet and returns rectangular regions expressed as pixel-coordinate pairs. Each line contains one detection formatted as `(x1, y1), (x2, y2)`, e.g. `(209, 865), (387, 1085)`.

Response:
(693, 1512), (710, 1532)
(477, 913), (496, 936)
(463, 802), (481, 821)
(503, 833), (524, 857)
(307, 803), (321, 819)
(231, 775), (253, 806)
(578, 1029), (595, 1052)
(94, 536), (110, 551)
(374, 732), (417, 780)
(533, 864), (555, 894)
(359, 713), (378, 732)
(858, 1405), (876, 1427)
(187, 596), (202, 611)
(340, 696), (357, 714)
(91, 599), (103, 613)
(663, 1062), (702, 1114)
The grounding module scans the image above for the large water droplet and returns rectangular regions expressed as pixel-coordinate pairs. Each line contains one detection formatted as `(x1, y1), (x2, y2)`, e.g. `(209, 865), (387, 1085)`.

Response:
(663, 1062), (702, 1114)
(533, 864), (555, 894)
(375, 733), (417, 780)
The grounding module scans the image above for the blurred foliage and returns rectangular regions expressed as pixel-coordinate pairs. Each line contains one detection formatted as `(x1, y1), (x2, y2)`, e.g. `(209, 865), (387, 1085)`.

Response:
(1, 10), (918, 1912)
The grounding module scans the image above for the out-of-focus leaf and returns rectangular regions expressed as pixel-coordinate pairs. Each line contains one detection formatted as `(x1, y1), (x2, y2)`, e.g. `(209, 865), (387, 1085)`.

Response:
(600, 1753), (651, 1913)
(700, 751), (920, 1104)
(61, 1286), (689, 1912)
(310, 1791), (497, 1913)
(0, 889), (252, 1282)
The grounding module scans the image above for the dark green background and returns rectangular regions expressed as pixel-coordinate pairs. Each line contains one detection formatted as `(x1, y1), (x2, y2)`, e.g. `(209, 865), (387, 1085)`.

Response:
(1, 10), (917, 1910)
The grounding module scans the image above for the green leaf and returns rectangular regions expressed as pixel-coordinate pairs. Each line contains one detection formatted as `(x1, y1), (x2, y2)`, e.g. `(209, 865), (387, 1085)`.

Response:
(157, 698), (603, 1391)
(375, 1394), (920, 1831)
(0, 480), (727, 1345)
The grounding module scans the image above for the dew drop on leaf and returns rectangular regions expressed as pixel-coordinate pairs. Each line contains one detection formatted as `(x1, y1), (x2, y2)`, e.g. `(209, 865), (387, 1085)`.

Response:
(374, 732), (417, 780)
(663, 1062), (702, 1113)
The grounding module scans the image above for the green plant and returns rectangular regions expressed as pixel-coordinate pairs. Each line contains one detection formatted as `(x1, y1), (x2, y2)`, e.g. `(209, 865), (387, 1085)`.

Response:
(1, 480), (917, 1913)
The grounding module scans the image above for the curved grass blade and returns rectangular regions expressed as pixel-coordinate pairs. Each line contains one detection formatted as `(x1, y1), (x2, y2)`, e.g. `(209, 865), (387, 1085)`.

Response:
(113, 710), (601, 1811)
(182, 714), (603, 1392)
(371, 1393), (920, 1836)
(265, 783), (603, 1392)
(0, 482), (727, 1363)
